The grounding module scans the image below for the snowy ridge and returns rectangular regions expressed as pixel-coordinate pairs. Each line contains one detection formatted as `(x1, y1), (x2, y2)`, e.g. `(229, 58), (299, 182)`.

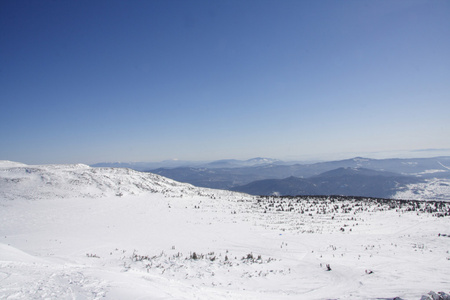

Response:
(0, 160), (28, 168)
(0, 161), (245, 201)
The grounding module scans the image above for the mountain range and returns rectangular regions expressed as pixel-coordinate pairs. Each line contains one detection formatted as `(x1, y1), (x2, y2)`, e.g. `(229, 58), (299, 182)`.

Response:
(91, 156), (450, 199)
(149, 156), (450, 197)
(91, 157), (286, 171)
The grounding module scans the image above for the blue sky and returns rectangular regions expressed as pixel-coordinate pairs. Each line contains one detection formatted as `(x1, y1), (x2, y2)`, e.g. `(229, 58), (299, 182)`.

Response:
(1, 0), (449, 164)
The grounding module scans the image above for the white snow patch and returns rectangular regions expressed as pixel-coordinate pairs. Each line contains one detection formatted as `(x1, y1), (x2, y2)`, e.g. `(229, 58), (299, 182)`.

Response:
(393, 178), (450, 201)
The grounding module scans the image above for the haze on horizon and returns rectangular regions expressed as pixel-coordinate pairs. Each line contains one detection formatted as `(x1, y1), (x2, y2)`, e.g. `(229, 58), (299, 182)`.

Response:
(1, 0), (449, 165)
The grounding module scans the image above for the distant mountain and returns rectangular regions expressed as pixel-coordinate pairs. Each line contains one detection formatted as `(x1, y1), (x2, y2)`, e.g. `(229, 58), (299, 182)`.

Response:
(231, 167), (424, 198)
(91, 157), (283, 170)
(150, 156), (450, 192)
(90, 156), (450, 199)
(95, 156), (450, 179)
(200, 157), (283, 169)
(91, 160), (206, 171)
(201, 159), (242, 169)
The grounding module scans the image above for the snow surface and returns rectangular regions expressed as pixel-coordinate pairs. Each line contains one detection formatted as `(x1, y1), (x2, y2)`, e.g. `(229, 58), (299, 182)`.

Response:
(394, 178), (450, 202)
(1, 162), (449, 299)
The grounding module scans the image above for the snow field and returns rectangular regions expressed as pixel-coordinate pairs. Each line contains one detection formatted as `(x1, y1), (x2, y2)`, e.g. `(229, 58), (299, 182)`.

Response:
(394, 178), (450, 202)
(1, 162), (449, 299)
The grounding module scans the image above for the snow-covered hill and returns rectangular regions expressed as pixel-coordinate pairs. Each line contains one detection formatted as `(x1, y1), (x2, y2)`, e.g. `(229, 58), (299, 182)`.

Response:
(0, 161), (449, 299)
(393, 178), (450, 202)
(0, 161), (240, 201)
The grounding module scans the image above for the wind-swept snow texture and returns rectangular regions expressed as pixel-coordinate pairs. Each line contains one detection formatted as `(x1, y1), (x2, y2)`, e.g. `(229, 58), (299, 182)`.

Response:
(1, 162), (449, 299)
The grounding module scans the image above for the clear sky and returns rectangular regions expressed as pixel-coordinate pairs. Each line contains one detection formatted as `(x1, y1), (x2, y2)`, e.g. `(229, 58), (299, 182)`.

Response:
(1, 0), (449, 164)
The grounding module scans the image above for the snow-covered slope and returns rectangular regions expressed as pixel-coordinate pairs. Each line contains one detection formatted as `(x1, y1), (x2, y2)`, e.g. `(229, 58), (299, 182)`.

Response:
(0, 162), (237, 200)
(0, 160), (28, 168)
(0, 161), (449, 299)
(393, 178), (450, 202)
